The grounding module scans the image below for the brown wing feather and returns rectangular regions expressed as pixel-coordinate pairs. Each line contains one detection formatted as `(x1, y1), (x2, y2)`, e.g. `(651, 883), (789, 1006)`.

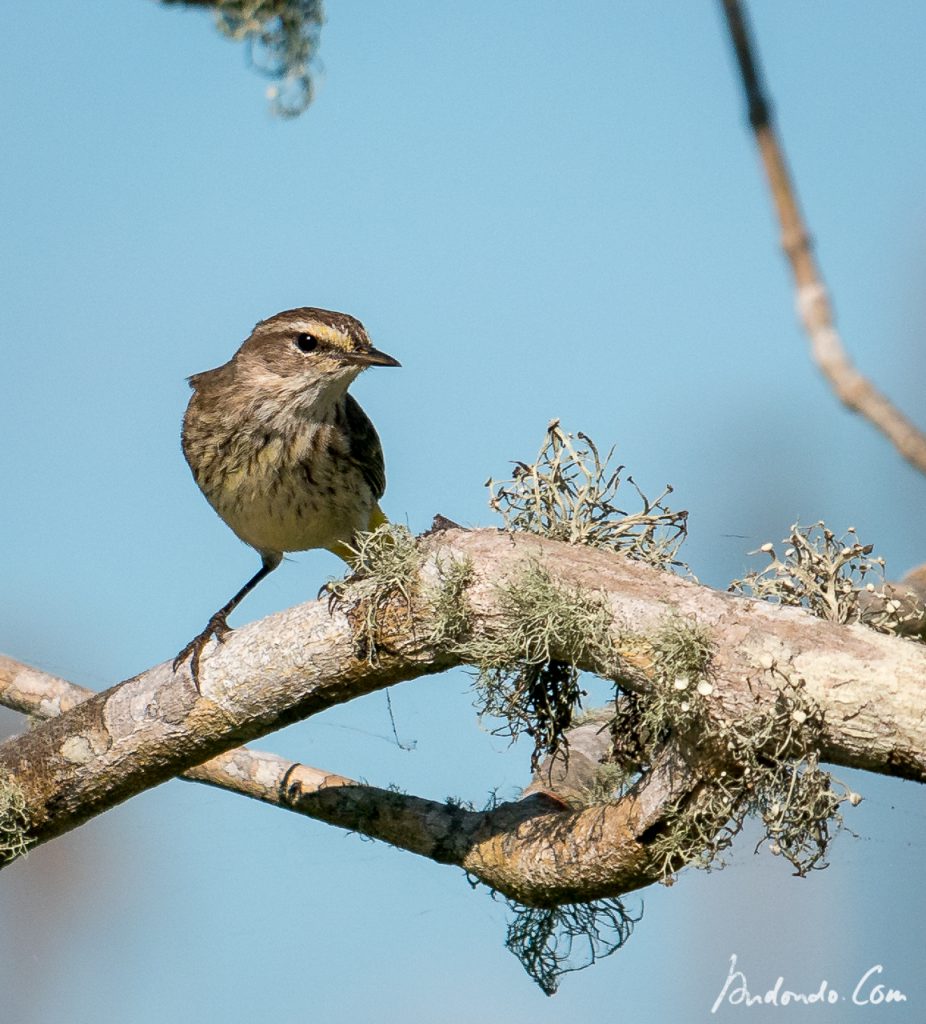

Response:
(343, 394), (386, 500)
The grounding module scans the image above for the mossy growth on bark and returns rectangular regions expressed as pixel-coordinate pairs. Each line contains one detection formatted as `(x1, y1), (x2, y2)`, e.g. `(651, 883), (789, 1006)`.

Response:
(486, 419), (688, 570)
(466, 561), (617, 770)
(730, 521), (925, 636)
(426, 552), (476, 647)
(0, 772), (30, 866)
(596, 612), (855, 878)
(326, 523), (423, 663)
(640, 674), (856, 879)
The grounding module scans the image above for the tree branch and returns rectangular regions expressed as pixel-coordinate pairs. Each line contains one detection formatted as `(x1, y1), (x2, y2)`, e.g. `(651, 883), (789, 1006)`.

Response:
(720, 0), (926, 476)
(2, 528), (925, 902)
(0, 656), (702, 904)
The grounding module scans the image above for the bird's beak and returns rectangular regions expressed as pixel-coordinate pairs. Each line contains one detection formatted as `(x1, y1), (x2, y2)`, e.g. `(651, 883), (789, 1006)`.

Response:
(342, 347), (401, 368)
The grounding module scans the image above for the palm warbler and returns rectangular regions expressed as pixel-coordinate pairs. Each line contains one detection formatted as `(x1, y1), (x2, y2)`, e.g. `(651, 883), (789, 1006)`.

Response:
(174, 307), (400, 678)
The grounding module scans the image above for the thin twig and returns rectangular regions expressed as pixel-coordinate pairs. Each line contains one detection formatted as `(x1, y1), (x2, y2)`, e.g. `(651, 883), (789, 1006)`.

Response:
(719, 0), (926, 476)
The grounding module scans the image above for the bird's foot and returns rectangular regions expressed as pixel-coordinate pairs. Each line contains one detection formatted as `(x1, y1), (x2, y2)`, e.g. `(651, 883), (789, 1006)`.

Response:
(173, 612), (233, 689)
(318, 577), (353, 614)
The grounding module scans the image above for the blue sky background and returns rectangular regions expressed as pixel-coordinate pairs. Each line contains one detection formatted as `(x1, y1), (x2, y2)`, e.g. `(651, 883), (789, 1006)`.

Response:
(2, 2), (926, 1021)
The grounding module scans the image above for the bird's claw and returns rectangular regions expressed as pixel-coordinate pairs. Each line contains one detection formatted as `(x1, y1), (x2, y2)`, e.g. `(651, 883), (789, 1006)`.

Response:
(318, 578), (351, 614)
(173, 613), (232, 690)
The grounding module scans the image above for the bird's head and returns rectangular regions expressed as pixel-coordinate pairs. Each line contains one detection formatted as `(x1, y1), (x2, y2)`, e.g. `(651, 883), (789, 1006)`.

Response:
(232, 307), (400, 406)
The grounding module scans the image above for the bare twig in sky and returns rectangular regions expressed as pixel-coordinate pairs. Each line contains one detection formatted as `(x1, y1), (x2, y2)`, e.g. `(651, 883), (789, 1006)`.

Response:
(720, 0), (926, 476)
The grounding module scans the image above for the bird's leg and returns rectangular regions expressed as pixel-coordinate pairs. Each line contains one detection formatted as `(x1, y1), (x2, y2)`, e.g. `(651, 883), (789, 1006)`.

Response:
(174, 552), (282, 686)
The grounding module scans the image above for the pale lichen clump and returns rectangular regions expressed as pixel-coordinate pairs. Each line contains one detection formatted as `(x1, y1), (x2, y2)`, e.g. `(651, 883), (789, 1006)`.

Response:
(0, 773), (30, 865)
(730, 521), (923, 635)
(602, 615), (714, 790)
(326, 523), (422, 662)
(427, 554), (475, 648)
(635, 614), (715, 737)
(330, 524), (479, 664)
(646, 679), (855, 879)
(486, 420), (688, 570)
(585, 610), (853, 879)
(468, 562), (617, 770)
(476, 422), (690, 769)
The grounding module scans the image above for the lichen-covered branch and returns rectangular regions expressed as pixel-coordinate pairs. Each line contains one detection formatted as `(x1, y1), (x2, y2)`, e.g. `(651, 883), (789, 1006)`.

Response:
(719, 0), (926, 476)
(1, 527), (926, 896)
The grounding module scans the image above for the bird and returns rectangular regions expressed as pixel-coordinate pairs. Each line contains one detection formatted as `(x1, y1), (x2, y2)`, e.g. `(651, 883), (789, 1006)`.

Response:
(174, 306), (400, 680)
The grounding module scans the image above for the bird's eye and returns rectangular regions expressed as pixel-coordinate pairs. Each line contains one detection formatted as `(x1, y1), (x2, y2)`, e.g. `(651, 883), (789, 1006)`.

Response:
(295, 333), (319, 353)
